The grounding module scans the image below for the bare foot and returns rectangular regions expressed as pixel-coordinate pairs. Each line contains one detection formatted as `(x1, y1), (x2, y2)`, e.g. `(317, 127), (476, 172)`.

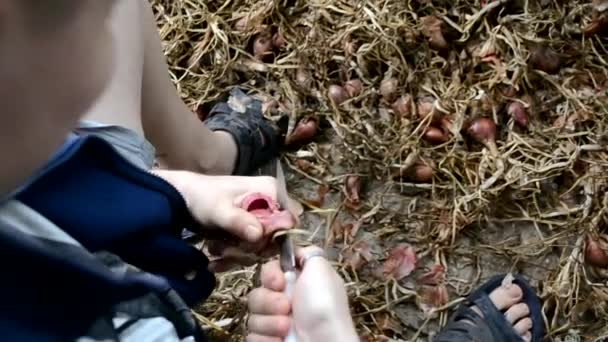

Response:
(471, 284), (532, 342)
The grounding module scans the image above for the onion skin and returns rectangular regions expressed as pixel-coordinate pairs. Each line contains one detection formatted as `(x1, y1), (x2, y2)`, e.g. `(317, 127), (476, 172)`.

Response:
(507, 101), (529, 128)
(344, 79), (363, 98)
(585, 236), (608, 268)
(424, 126), (449, 144)
(328, 85), (349, 105)
(285, 117), (318, 145)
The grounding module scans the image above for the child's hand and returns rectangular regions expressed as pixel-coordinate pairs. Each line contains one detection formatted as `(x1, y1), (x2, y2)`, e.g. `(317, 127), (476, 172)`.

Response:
(153, 170), (279, 241)
(153, 170), (299, 271)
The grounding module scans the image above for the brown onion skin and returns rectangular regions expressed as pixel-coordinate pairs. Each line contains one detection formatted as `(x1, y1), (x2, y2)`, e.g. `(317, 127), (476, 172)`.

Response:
(424, 126), (449, 144)
(285, 118), (318, 146)
(328, 85), (349, 105)
(585, 237), (608, 268)
(344, 79), (363, 98)
(344, 175), (361, 203)
(466, 117), (496, 145)
(507, 101), (529, 128)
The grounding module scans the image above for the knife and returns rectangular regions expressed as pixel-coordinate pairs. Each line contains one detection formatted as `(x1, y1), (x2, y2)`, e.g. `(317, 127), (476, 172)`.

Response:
(259, 158), (297, 342)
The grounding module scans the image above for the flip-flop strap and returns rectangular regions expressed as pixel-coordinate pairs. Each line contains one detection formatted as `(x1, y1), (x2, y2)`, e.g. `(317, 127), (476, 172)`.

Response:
(434, 294), (523, 342)
(204, 88), (280, 175)
(433, 305), (495, 342)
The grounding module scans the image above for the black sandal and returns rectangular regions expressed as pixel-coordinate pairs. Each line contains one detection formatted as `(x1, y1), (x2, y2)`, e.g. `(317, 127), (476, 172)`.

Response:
(434, 274), (544, 342)
(203, 88), (281, 176)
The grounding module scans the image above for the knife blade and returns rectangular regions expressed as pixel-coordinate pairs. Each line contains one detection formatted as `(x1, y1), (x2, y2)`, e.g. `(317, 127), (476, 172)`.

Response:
(273, 159), (297, 273)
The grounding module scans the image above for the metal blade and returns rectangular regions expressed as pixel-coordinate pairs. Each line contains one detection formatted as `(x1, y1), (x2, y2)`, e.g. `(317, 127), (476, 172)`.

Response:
(257, 159), (296, 273)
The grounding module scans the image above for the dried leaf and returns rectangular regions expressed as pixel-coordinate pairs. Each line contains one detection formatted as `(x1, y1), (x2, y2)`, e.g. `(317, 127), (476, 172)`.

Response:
(418, 264), (446, 286)
(418, 284), (449, 316)
(344, 240), (373, 271)
(344, 175), (362, 210)
(383, 244), (417, 280)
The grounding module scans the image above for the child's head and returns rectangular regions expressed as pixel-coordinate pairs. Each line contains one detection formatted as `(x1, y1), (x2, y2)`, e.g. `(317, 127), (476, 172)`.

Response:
(0, 0), (115, 195)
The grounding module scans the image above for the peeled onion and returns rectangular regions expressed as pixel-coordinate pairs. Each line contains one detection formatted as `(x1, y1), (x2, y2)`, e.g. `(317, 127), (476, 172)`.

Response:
(507, 101), (529, 128)
(380, 77), (398, 102)
(328, 85), (349, 105)
(529, 46), (561, 74)
(585, 236), (608, 268)
(253, 33), (273, 61)
(424, 126), (449, 144)
(286, 117), (318, 145)
(344, 79), (363, 98)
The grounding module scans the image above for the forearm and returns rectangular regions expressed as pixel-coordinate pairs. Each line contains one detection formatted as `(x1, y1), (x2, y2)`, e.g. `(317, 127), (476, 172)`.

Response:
(139, 0), (236, 174)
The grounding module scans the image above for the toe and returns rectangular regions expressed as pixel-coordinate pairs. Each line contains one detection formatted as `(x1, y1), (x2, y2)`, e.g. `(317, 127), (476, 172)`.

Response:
(513, 317), (533, 335)
(522, 331), (532, 342)
(488, 284), (523, 311)
(504, 302), (530, 323)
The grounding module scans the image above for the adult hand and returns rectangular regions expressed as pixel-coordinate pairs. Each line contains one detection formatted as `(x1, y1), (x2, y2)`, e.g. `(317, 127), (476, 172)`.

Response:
(247, 246), (358, 342)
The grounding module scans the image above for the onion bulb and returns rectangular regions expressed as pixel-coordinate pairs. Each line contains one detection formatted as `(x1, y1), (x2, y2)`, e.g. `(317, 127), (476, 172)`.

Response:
(507, 101), (529, 128)
(466, 117), (498, 155)
(392, 95), (413, 118)
(529, 46), (561, 74)
(344, 79), (363, 98)
(392, 163), (433, 183)
(295, 68), (312, 89)
(380, 77), (398, 102)
(421, 16), (449, 51)
(253, 33), (273, 61)
(286, 117), (318, 145)
(328, 85), (349, 105)
(585, 236), (608, 268)
(424, 126), (449, 144)
(272, 32), (286, 49)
